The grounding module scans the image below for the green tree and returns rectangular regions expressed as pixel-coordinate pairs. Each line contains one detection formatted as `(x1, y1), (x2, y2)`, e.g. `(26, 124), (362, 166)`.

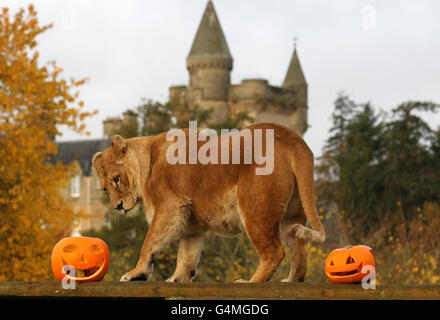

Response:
(338, 103), (386, 233)
(209, 110), (254, 132)
(318, 94), (440, 242)
(382, 101), (440, 220)
(136, 99), (253, 136)
(137, 99), (213, 135)
(318, 95), (386, 240)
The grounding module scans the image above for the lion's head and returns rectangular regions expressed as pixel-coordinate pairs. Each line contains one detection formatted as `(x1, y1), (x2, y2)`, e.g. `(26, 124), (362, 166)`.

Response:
(92, 135), (143, 213)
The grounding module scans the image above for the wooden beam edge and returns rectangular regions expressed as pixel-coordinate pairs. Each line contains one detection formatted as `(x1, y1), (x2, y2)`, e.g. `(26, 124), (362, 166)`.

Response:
(0, 282), (438, 300)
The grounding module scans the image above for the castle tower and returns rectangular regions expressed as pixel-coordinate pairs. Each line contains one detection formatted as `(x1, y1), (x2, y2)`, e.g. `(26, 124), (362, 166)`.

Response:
(283, 45), (308, 136)
(186, 0), (232, 119)
(170, 2), (310, 136)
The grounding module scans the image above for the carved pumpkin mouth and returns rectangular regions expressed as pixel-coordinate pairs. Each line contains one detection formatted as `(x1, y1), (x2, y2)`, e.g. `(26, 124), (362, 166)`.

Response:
(62, 259), (105, 280)
(330, 263), (363, 277)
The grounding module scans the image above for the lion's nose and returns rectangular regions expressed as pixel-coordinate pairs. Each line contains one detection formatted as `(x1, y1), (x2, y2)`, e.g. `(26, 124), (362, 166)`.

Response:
(115, 201), (123, 211)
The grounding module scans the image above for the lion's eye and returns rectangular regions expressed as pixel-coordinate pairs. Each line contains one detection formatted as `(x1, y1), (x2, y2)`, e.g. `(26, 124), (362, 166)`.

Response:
(113, 176), (120, 186)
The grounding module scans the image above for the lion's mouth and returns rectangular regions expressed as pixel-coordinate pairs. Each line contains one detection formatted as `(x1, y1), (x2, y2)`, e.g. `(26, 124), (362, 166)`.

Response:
(123, 196), (142, 214)
(62, 259), (105, 280)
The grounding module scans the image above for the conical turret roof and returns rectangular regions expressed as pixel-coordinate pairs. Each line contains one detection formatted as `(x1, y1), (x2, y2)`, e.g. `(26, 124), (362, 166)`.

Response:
(283, 48), (306, 88)
(187, 1), (232, 59)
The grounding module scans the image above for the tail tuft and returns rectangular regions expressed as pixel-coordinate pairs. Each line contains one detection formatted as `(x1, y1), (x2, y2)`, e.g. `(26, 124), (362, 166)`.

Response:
(287, 224), (325, 243)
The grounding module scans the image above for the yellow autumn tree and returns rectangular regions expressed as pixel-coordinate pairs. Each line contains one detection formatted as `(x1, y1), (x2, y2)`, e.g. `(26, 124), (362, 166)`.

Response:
(0, 5), (96, 280)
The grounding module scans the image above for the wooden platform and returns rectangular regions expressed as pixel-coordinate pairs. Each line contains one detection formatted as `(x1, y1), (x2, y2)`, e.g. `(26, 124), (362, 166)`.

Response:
(0, 282), (439, 299)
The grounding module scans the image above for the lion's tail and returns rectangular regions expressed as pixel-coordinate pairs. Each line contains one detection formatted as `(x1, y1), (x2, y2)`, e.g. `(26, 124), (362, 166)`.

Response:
(288, 141), (325, 243)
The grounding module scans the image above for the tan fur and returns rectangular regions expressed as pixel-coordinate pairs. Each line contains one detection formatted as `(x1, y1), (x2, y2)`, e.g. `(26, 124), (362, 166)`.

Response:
(92, 123), (325, 283)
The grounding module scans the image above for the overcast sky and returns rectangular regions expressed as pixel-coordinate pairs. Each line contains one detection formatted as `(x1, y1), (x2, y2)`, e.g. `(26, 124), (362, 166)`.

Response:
(3, 0), (440, 157)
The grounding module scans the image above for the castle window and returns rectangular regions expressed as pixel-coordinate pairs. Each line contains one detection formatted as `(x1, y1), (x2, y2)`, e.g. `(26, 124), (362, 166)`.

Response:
(71, 175), (81, 198)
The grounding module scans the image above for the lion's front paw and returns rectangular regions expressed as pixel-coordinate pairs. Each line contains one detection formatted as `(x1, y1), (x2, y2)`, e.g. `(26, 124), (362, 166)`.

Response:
(235, 279), (250, 283)
(166, 272), (194, 283)
(120, 268), (149, 282)
(166, 274), (184, 283)
(281, 276), (305, 283)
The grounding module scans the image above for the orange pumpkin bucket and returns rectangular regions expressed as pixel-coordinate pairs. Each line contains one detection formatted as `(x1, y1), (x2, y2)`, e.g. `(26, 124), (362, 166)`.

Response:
(51, 237), (110, 282)
(325, 245), (375, 284)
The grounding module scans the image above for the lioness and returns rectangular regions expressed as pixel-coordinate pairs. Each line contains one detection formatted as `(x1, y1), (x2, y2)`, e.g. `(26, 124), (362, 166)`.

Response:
(92, 123), (325, 282)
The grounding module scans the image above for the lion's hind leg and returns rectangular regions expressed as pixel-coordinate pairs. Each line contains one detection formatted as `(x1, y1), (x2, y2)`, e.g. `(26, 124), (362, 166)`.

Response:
(235, 188), (287, 283)
(235, 216), (285, 283)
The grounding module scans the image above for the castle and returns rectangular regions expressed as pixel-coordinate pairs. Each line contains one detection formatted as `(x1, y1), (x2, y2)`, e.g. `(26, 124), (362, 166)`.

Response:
(169, 0), (308, 136)
(103, 0), (309, 138)
(54, 0), (309, 233)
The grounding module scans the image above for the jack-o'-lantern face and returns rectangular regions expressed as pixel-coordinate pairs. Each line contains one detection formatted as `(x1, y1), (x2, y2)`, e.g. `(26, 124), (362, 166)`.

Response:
(51, 237), (110, 282)
(325, 245), (375, 284)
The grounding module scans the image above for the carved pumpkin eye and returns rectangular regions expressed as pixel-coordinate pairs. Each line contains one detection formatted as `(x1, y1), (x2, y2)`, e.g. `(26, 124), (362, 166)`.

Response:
(346, 256), (355, 264)
(63, 244), (77, 253)
(90, 244), (103, 254)
(330, 260), (334, 266)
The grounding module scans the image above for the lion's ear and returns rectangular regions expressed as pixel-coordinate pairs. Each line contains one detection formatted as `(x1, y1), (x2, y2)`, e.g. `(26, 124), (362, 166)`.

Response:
(92, 152), (104, 178)
(112, 135), (127, 155)
(112, 135), (127, 164)
(92, 152), (102, 168)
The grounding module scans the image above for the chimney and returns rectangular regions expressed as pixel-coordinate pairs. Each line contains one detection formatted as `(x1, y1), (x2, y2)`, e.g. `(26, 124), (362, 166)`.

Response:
(122, 110), (138, 128)
(103, 116), (122, 138)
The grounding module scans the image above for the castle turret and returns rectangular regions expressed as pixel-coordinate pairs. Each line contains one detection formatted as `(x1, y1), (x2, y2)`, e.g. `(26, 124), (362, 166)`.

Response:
(283, 46), (308, 136)
(187, 0), (232, 103)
